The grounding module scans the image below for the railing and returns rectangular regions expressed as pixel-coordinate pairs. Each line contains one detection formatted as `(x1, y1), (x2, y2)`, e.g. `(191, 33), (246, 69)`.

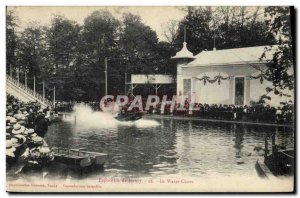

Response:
(7, 75), (53, 107)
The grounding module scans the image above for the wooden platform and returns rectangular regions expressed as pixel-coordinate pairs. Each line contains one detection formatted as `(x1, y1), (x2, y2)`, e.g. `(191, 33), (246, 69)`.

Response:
(52, 147), (107, 171)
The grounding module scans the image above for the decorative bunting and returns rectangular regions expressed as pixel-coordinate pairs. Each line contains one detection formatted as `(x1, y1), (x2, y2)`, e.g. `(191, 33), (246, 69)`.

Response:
(246, 72), (269, 84)
(194, 73), (233, 85)
(194, 72), (268, 85)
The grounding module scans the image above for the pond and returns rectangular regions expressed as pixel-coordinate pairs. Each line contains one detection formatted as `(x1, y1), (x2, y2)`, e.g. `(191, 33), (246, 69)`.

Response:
(44, 106), (294, 179)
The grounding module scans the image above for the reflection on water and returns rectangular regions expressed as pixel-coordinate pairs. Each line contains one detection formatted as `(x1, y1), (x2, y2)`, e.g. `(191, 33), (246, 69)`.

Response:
(45, 114), (294, 178)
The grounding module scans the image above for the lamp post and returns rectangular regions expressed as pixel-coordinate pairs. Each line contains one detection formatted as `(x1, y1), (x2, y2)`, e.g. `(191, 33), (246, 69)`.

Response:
(104, 57), (107, 96)
(17, 67), (20, 86)
(124, 56), (129, 95)
(10, 66), (12, 78)
(125, 72), (127, 95)
(53, 86), (56, 108)
(33, 75), (36, 97)
(17, 67), (20, 99)
(43, 80), (45, 99)
(25, 72), (27, 89)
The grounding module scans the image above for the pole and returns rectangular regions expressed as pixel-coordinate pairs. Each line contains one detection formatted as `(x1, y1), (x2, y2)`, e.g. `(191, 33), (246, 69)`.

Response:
(53, 86), (56, 108)
(271, 133), (276, 154)
(17, 68), (20, 100)
(25, 72), (27, 89)
(125, 72), (127, 95)
(33, 75), (36, 97)
(10, 65), (12, 78)
(184, 25), (186, 42)
(264, 138), (268, 159)
(17, 67), (20, 86)
(43, 80), (45, 99)
(105, 57), (107, 96)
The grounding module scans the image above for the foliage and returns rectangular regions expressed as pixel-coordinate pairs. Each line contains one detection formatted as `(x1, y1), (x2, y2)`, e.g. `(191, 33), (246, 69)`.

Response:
(45, 15), (82, 101)
(17, 24), (46, 79)
(80, 11), (121, 100)
(263, 7), (294, 91)
(6, 10), (18, 74)
(7, 7), (287, 103)
(172, 6), (276, 55)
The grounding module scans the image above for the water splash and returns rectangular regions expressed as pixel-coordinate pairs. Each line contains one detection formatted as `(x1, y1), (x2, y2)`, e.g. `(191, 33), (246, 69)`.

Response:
(133, 119), (161, 128)
(71, 103), (117, 128)
(67, 103), (160, 129)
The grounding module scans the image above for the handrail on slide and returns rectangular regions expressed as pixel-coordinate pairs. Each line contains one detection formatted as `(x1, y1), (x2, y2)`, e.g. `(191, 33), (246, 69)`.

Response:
(6, 75), (53, 108)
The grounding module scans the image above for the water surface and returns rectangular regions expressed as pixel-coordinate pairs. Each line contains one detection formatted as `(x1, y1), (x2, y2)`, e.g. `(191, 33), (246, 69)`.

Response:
(45, 113), (294, 178)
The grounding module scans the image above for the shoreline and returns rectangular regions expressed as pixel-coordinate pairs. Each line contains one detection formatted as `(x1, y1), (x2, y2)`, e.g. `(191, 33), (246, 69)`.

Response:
(143, 114), (294, 127)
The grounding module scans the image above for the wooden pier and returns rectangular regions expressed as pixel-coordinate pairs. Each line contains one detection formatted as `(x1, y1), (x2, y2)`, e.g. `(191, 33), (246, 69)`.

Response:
(52, 147), (107, 172)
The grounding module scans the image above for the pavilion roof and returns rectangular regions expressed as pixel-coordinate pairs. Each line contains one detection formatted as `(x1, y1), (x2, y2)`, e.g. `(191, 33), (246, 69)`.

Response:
(185, 45), (278, 67)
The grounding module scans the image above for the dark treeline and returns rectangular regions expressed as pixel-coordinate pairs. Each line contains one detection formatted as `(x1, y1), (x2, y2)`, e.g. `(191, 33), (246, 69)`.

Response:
(7, 7), (287, 102)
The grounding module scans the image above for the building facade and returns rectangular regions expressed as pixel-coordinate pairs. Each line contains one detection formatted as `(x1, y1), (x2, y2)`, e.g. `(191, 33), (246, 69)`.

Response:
(172, 43), (292, 107)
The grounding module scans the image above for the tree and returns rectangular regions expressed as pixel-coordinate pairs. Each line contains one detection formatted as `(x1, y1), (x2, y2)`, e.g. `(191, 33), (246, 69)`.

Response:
(215, 6), (276, 49)
(44, 15), (81, 101)
(46, 15), (81, 72)
(17, 23), (46, 82)
(162, 20), (179, 46)
(173, 7), (214, 54)
(263, 7), (294, 92)
(80, 10), (121, 100)
(119, 13), (160, 74)
(173, 6), (276, 55)
(6, 9), (19, 75)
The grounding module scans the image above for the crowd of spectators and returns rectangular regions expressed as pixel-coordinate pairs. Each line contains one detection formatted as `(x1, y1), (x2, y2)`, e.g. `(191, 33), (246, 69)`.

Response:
(149, 102), (294, 124)
(6, 94), (54, 175)
(51, 98), (294, 124)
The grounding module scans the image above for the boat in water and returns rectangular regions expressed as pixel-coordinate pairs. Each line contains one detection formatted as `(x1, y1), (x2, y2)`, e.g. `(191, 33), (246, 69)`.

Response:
(49, 113), (63, 123)
(100, 100), (143, 122)
(255, 134), (294, 178)
(113, 111), (143, 121)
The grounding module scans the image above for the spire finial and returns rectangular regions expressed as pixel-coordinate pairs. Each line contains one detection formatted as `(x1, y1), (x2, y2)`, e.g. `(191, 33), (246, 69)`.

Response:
(184, 25), (186, 43)
(213, 30), (216, 51)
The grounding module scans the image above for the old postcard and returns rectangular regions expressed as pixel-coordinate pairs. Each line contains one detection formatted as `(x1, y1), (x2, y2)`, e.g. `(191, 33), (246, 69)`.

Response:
(6, 6), (295, 193)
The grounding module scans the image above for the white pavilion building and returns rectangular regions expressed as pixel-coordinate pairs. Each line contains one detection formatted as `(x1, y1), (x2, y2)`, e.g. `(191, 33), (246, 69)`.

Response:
(172, 42), (293, 107)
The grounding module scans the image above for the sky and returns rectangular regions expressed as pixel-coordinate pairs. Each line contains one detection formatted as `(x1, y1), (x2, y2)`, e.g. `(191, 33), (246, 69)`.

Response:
(7, 6), (187, 41)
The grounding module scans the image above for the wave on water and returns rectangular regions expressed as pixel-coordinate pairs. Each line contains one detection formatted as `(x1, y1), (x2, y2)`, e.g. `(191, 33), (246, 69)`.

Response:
(66, 103), (160, 129)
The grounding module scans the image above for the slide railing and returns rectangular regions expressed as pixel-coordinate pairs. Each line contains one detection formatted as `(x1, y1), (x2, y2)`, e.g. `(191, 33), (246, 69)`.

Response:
(6, 75), (53, 108)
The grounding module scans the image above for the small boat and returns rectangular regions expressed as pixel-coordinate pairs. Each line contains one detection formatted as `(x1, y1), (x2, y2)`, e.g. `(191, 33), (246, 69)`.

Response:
(50, 113), (63, 123)
(264, 149), (294, 176)
(255, 134), (294, 177)
(114, 111), (143, 121)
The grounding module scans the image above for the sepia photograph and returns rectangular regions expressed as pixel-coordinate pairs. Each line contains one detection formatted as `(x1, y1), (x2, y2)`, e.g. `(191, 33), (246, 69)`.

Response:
(5, 5), (295, 193)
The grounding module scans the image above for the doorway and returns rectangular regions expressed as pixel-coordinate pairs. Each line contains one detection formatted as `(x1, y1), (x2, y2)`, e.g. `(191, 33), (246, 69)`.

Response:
(235, 77), (244, 105)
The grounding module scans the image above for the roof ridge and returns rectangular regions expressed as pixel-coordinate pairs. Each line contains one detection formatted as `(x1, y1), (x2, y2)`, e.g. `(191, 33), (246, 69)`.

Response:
(188, 45), (276, 66)
(208, 45), (273, 52)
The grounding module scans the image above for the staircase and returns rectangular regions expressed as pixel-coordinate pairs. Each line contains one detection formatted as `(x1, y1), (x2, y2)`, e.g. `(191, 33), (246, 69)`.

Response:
(6, 75), (53, 108)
